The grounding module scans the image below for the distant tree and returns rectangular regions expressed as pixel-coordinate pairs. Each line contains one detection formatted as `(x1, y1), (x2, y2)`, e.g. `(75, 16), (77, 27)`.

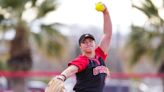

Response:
(128, 0), (164, 91)
(0, 0), (67, 92)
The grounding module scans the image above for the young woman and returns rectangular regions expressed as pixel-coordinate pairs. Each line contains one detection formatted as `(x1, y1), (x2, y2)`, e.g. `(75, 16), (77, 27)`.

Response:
(45, 4), (112, 92)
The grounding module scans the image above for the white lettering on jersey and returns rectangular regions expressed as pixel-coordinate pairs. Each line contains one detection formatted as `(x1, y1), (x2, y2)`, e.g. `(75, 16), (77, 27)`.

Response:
(93, 66), (108, 75)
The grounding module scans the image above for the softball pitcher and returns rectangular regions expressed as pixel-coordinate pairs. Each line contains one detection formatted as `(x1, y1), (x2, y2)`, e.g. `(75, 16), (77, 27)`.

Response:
(45, 3), (112, 92)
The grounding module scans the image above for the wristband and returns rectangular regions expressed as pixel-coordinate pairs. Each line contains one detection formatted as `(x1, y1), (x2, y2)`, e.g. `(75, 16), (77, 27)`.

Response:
(57, 77), (65, 81)
(56, 74), (67, 81)
(60, 74), (67, 81)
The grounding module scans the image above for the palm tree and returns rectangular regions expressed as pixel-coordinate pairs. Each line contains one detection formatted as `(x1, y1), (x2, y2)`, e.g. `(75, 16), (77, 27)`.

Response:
(0, 0), (67, 92)
(128, 0), (164, 91)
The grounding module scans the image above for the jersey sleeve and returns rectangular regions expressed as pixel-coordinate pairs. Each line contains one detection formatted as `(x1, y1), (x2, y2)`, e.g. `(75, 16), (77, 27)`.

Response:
(68, 57), (88, 72)
(95, 47), (107, 61)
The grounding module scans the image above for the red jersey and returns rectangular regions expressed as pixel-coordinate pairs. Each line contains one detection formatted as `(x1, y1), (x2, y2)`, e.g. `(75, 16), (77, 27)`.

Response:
(68, 47), (108, 92)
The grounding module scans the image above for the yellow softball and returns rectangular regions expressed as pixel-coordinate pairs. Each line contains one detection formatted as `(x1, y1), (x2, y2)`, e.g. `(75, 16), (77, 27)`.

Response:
(95, 2), (105, 12)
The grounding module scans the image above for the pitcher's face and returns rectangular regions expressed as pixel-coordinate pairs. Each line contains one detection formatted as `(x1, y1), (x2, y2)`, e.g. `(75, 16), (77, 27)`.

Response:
(80, 38), (96, 53)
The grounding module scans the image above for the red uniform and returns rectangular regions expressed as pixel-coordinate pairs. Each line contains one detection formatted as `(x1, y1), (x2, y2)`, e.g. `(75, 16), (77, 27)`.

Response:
(68, 47), (108, 92)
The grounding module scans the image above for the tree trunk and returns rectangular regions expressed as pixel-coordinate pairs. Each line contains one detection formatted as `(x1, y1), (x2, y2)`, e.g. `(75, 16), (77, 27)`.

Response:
(7, 22), (32, 92)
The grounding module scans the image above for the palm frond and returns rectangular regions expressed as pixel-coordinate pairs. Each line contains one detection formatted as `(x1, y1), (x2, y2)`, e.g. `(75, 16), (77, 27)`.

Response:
(132, 0), (163, 24)
(0, 0), (28, 9)
(37, 0), (58, 18)
(133, 0), (158, 17)
(32, 24), (68, 58)
(128, 23), (164, 66)
(127, 26), (159, 65)
(132, 5), (151, 18)
(46, 40), (64, 57)
(32, 32), (43, 47)
(154, 44), (164, 62)
(41, 24), (66, 41)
